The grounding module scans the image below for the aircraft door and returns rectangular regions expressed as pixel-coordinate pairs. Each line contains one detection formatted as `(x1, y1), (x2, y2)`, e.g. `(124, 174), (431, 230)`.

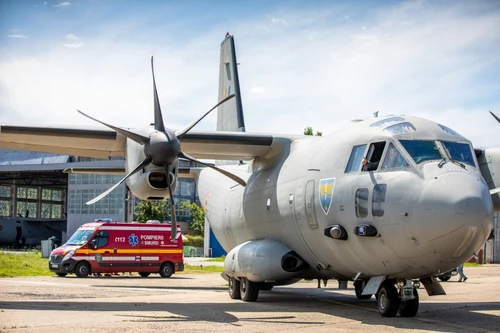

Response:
(305, 180), (319, 229)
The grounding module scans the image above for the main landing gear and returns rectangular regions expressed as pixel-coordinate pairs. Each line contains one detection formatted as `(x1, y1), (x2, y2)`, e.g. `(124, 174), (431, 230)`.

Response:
(376, 279), (419, 317)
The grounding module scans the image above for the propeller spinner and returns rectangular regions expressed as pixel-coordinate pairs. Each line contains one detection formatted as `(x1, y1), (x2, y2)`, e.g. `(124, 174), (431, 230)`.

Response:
(78, 56), (245, 239)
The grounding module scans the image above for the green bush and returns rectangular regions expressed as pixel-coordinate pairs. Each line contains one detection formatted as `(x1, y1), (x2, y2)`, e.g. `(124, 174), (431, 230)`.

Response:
(183, 235), (204, 247)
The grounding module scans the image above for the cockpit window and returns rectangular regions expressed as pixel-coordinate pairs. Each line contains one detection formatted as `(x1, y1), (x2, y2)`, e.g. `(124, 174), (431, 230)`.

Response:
(362, 141), (386, 171)
(345, 144), (366, 173)
(442, 141), (475, 167)
(383, 122), (416, 135)
(381, 143), (409, 169)
(438, 124), (464, 139)
(399, 140), (442, 164)
(370, 116), (405, 128)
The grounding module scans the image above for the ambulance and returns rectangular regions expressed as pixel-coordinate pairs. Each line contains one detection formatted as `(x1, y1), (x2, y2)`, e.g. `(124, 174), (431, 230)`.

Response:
(48, 220), (184, 278)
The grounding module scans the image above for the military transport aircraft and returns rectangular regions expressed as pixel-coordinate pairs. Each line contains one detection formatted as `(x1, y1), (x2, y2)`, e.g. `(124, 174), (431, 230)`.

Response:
(1, 34), (499, 318)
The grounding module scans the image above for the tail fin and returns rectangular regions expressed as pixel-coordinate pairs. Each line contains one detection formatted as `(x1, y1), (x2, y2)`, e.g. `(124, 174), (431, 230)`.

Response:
(217, 33), (245, 132)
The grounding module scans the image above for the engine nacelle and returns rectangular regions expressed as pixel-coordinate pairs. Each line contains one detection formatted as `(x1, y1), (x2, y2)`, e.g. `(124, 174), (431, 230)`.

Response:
(477, 147), (500, 211)
(224, 239), (307, 282)
(127, 169), (177, 200)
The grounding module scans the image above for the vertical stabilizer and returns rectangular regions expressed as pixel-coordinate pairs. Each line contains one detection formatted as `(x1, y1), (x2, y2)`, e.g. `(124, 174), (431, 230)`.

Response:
(217, 33), (245, 133)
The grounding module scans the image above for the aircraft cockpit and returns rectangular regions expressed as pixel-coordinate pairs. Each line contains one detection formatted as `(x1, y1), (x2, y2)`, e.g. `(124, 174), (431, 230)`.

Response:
(345, 116), (477, 173)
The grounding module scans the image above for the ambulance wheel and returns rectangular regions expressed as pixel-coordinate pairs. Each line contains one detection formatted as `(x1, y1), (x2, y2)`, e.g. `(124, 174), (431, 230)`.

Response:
(56, 273), (67, 277)
(240, 277), (259, 302)
(75, 262), (90, 278)
(159, 262), (174, 278)
(139, 272), (150, 278)
(228, 277), (241, 299)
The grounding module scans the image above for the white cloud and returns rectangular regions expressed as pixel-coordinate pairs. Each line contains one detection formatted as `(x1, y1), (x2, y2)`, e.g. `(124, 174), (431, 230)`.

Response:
(54, 2), (71, 7)
(1, 1), (499, 149)
(63, 34), (83, 48)
(7, 34), (27, 39)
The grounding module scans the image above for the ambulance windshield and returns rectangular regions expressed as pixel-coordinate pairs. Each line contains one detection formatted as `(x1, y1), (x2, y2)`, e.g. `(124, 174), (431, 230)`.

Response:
(66, 229), (94, 246)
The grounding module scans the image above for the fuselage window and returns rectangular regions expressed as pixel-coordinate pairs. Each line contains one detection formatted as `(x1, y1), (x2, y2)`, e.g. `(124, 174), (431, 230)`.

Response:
(362, 141), (386, 171)
(442, 141), (475, 167)
(93, 231), (109, 248)
(372, 184), (387, 217)
(382, 143), (409, 169)
(355, 188), (369, 218)
(399, 140), (442, 164)
(345, 144), (367, 173)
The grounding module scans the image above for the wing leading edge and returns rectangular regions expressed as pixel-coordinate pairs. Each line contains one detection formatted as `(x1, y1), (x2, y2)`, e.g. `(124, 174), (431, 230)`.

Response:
(0, 124), (279, 161)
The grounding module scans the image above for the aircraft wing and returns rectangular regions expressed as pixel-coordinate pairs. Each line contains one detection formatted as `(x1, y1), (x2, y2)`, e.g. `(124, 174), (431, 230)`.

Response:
(0, 124), (289, 161)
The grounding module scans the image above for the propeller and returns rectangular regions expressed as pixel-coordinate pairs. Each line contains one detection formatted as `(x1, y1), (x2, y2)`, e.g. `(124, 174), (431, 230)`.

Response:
(79, 56), (246, 239)
(490, 111), (500, 124)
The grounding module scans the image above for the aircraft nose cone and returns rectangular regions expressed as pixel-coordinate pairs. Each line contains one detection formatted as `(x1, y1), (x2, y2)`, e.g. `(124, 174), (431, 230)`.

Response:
(416, 172), (493, 262)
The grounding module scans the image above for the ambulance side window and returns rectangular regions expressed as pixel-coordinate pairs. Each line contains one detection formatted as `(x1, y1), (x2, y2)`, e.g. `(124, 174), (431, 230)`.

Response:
(93, 232), (109, 248)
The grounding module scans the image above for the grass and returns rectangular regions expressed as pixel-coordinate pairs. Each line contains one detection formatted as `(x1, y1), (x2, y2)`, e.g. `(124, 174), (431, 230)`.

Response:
(204, 256), (225, 262)
(181, 264), (224, 274)
(464, 262), (479, 267)
(0, 251), (223, 277)
(0, 251), (52, 277)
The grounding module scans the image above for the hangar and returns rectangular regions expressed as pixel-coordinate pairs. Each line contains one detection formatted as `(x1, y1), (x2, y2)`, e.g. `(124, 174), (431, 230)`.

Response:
(0, 149), (201, 248)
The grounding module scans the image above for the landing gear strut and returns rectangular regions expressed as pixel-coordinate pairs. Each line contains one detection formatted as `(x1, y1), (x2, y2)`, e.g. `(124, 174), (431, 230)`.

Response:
(376, 279), (419, 317)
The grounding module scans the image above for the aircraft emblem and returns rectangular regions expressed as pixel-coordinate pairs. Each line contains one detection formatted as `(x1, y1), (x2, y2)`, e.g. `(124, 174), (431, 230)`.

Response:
(319, 178), (336, 215)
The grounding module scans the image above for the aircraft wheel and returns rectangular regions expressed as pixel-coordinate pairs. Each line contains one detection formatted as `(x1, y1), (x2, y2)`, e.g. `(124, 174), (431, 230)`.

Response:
(139, 272), (150, 278)
(159, 262), (174, 278)
(56, 273), (67, 277)
(399, 289), (419, 317)
(258, 283), (274, 291)
(377, 282), (400, 317)
(75, 262), (90, 278)
(354, 280), (372, 299)
(438, 276), (451, 282)
(240, 277), (259, 302)
(228, 277), (241, 299)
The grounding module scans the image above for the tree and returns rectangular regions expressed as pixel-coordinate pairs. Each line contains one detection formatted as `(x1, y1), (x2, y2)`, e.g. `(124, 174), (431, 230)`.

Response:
(181, 201), (205, 236)
(304, 127), (322, 136)
(134, 200), (168, 222)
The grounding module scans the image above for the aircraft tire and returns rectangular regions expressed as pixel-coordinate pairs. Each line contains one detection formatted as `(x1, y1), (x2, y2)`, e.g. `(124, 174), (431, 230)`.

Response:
(240, 277), (259, 302)
(354, 280), (372, 299)
(56, 273), (67, 277)
(75, 262), (90, 278)
(139, 272), (151, 278)
(399, 289), (419, 317)
(159, 262), (174, 278)
(377, 282), (400, 317)
(228, 277), (241, 299)
(438, 275), (451, 282)
(258, 283), (274, 291)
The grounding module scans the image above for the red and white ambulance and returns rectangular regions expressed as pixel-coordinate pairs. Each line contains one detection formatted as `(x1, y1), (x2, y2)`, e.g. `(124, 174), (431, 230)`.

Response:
(48, 220), (184, 278)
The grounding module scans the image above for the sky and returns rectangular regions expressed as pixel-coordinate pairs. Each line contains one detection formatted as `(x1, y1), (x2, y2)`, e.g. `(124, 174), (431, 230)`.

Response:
(1, 0), (499, 147)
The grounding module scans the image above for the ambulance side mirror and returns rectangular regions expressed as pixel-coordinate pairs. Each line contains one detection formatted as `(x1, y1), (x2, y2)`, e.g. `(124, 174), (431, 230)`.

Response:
(89, 239), (97, 250)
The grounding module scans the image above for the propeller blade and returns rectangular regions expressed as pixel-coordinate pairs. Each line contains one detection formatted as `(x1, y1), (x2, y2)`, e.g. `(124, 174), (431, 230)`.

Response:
(176, 94), (236, 139)
(489, 111), (500, 124)
(77, 110), (149, 145)
(86, 155), (153, 205)
(165, 164), (177, 240)
(151, 56), (166, 133)
(490, 187), (500, 195)
(179, 151), (247, 186)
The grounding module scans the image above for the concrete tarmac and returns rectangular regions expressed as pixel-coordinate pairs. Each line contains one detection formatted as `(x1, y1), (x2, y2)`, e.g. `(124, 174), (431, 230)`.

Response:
(0, 265), (499, 333)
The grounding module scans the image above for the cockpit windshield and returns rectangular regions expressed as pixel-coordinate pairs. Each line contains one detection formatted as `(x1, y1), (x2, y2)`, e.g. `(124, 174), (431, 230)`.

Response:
(399, 140), (443, 164)
(66, 229), (94, 246)
(442, 141), (475, 167)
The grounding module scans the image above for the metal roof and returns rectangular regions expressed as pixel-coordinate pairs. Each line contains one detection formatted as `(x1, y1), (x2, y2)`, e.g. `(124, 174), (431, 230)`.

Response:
(0, 149), (70, 166)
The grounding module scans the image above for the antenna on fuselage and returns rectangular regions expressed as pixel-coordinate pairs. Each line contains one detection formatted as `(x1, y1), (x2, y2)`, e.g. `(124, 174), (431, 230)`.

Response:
(374, 111), (379, 118)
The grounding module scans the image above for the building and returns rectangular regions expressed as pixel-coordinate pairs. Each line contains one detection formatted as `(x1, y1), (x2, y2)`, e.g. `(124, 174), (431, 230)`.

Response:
(0, 149), (201, 246)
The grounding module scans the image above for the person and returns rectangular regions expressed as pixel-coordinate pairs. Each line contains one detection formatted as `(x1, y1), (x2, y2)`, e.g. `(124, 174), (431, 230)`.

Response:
(362, 156), (379, 171)
(457, 264), (467, 282)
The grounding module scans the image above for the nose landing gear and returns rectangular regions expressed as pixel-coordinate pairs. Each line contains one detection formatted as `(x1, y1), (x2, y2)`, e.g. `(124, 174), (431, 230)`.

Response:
(376, 279), (419, 317)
